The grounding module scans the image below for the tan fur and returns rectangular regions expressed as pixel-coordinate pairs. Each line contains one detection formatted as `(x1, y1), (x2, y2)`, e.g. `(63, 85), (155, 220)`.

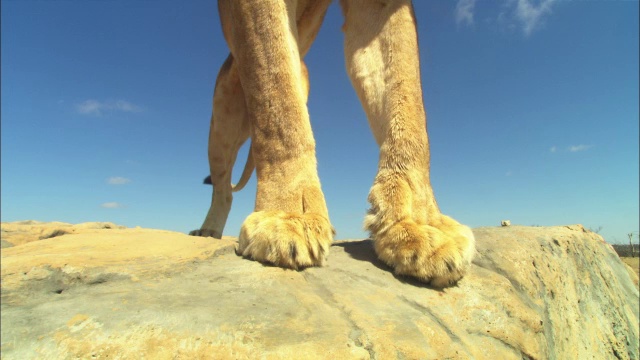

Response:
(191, 0), (476, 287)
(229, 146), (253, 193)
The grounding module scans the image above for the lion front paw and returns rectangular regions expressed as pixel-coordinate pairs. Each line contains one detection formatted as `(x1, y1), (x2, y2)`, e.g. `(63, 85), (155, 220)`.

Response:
(238, 211), (334, 269)
(371, 215), (475, 288)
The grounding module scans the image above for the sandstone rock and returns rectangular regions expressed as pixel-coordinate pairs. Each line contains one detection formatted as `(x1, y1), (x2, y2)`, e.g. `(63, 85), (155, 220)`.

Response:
(0, 221), (125, 247)
(622, 261), (640, 288)
(1, 222), (638, 359)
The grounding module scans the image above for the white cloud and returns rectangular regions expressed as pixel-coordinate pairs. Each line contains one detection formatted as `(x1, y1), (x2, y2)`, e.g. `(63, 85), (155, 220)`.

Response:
(76, 100), (103, 115)
(506, 170), (513, 176)
(514, 0), (556, 36)
(456, 0), (476, 27)
(464, 0), (557, 36)
(107, 177), (131, 185)
(550, 146), (557, 153)
(101, 202), (124, 209)
(568, 144), (592, 152)
(113, 100), (142, 113)
(76, 99), (143, 116)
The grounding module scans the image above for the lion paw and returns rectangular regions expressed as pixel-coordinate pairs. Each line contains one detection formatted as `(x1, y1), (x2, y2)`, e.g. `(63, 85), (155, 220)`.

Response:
(371, 215), (475, 288)
(238, 211), (334, 269)
(189, 229), (222, 238)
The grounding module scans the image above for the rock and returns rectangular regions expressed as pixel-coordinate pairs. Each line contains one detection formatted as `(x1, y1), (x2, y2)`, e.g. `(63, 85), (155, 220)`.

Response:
(1, 222), (638, 359)
(621, 258), (640, 287)
(0, 221), (125, 247)
(624, 262), (640, 288)
(0, 240), (14, 249)
(501, 220), (511, 227)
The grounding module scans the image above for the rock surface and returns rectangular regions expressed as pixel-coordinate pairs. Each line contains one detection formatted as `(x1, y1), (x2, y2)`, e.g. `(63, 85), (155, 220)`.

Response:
(0, 221), (125, 248)
(1, 222), (638, 359)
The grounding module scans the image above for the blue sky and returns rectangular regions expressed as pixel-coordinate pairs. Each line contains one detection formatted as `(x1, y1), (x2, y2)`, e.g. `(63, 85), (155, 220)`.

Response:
(2, 0), (638, 244)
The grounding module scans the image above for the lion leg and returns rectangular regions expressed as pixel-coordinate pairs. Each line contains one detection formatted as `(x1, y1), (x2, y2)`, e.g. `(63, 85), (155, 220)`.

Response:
(190, 55), (250, 239)
(341, 0), (475, 287)
(223, 0), (334, 269)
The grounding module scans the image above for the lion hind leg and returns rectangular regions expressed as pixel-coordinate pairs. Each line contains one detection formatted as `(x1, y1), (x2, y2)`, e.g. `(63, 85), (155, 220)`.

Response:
(341, 0), (475, 286)
(190, 55), (250, 238)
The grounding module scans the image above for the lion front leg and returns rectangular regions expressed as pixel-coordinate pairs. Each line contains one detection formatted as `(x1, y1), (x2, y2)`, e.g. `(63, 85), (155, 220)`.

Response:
(341, 0), (475, 287)
(224, 0), (334, 269)
(365, 172), (476, 287)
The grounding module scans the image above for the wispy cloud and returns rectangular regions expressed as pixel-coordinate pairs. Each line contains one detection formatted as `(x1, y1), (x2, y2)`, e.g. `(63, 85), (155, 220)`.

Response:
(76, 99), (143, 116)
(101, 202), (124, 209)
(76, 100), (102, 115)
(568, 144), (592, 152)
(460, 0), (557, 36)
(514, 0), (556, 36)
(455, 0), (476, 27)
(550, 144), (593, 153)
(107, 177), (131, 185)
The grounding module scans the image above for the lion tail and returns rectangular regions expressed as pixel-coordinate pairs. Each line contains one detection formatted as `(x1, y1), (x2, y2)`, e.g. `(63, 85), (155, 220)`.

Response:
(231, 143), (254, 192)
(202, 142), (254, 192)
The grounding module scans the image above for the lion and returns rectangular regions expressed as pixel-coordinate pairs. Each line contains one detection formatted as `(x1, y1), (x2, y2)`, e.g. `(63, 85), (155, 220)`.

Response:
(190, 0), (476, 288)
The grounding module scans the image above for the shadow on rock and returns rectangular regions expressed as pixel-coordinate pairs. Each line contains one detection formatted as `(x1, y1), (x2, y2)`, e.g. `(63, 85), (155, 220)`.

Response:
(332, 239), (386, 269)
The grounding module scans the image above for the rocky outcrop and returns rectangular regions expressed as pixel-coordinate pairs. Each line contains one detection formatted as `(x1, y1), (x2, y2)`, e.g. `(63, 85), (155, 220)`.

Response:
(0, 221), (125, 248)
(1, 222), (638, 359)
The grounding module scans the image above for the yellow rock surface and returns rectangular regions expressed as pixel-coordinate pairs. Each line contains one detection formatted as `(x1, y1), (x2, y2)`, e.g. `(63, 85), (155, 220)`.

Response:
(1, 222), (638, 359)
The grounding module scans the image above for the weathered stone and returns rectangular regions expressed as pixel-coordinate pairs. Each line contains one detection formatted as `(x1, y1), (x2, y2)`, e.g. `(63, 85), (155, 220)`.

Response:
(0, 221), (125, 247)
(1, 222), (638, 359)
